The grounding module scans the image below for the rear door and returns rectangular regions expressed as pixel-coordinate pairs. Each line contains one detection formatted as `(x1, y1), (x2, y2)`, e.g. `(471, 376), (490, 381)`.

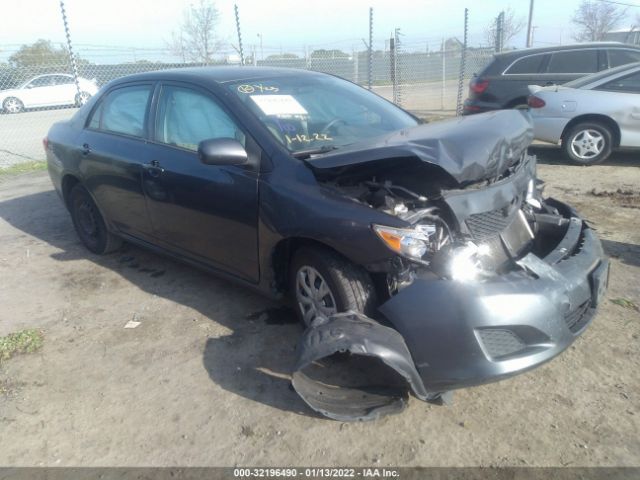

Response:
(141, 82), (260, 282)
(78, 83), (156, 238)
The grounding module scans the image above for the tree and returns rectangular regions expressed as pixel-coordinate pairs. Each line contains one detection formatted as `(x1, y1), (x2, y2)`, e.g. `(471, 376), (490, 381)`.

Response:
(485, 7), (525, 48)
(168, 0), (221, 63)
(8, 39), (73, 68)
(572, 0), (627, 41)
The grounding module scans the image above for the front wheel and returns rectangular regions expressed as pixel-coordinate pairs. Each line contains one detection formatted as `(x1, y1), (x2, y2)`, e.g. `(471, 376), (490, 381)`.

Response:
(69, 184), (122, 254)
(3, 97), (24, 114)
(563, 122), (613, 165)
(289, 247), (378, 327)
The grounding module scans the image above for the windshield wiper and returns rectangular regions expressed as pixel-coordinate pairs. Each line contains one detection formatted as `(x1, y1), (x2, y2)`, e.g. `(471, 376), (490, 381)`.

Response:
(291, 145), (339, 159)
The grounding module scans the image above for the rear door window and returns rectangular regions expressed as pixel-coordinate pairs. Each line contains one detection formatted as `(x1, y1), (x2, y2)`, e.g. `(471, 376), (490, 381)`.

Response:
(547, 50), (598, 74)
(608, 49), (640, 68)
(88, 85), (152, 138)
(504, 54), (546, 74)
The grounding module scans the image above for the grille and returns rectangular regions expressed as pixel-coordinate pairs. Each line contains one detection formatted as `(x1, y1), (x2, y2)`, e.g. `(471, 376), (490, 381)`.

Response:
(477, 329), (526, 359)
(466, 208), (515, 242)
(564, 301), (591, 333)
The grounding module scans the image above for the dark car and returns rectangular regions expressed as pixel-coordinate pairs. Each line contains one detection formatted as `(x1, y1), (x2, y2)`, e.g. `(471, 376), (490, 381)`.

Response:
(45, 67), (608, 421)
(463, 42), (640, 114)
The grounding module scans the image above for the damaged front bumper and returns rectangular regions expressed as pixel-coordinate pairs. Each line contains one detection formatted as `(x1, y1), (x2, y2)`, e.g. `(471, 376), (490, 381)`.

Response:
(293, 199), (609, 420)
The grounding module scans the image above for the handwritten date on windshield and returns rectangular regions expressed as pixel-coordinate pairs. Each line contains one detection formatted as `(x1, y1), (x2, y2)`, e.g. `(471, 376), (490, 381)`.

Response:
(285, 133), (333, 144)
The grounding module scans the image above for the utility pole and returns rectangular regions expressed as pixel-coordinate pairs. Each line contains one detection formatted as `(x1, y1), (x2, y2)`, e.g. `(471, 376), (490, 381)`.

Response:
(526, 0), (535, 48)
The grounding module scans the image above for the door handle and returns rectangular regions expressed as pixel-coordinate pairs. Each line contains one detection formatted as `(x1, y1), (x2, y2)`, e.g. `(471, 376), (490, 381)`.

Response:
(81, 143), (91, 156)
(142, 161), (165, 177)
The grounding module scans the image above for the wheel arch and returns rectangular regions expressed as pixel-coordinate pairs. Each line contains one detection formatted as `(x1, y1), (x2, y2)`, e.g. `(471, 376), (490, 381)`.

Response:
(560, 114), (621, 148)
(61, 174), (81, 210)
(270, 237), (350, 295)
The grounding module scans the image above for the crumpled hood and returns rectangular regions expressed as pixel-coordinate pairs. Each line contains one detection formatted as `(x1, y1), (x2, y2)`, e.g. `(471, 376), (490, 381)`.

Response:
(305, 109), (534, 185)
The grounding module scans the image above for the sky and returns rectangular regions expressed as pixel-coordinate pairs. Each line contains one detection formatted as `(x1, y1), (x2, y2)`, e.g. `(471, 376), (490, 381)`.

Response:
(0, 0), (639, 62)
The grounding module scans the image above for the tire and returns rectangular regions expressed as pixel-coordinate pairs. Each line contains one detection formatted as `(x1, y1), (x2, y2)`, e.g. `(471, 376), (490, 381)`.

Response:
(562, 122), (613, 165)
(69, 184), (122, 254)
(289, 246), (378, 327)
(3, 97), (24, 114)
(75, 91), (91, 107)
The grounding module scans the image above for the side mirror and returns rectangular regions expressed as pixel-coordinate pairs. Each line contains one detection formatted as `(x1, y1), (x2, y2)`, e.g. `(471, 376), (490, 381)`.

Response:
(197, 138), (248, 166)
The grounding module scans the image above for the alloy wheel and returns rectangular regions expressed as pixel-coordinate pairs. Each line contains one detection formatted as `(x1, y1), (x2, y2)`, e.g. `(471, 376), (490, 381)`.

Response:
(570, 129), (605, 160)
(295, 266), (338, 326)
(4, 98), (23, 113)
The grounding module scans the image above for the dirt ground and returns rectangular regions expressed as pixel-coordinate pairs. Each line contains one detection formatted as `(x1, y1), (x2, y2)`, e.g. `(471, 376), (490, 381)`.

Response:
(0, 146), (639, 467)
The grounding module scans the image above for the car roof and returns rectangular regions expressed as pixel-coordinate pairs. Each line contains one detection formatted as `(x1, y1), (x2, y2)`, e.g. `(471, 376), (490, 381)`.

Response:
(109, 66), (327, 87)
(494, 42), (640, 60)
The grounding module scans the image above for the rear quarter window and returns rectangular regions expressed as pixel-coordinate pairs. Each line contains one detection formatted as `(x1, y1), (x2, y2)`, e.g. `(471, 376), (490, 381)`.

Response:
(504, 54), (546, 74)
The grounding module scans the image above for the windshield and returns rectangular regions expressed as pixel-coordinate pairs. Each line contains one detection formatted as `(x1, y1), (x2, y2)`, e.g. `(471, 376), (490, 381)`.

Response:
(228, 74), (418, 154)
(564, 63), (640, 89)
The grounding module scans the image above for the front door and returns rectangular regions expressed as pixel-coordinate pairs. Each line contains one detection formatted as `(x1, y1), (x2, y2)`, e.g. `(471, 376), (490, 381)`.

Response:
(142, 83), (260, 282)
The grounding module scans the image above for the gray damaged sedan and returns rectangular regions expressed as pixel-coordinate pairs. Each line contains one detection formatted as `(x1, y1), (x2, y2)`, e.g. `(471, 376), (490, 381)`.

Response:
(44, 68), (609, 421)
(528, 62), (640, 164)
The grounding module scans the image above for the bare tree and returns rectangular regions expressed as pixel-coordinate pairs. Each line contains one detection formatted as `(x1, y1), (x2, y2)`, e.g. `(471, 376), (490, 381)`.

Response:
(572, 0), (627, 41)
(168, 0), (221, 63)
(485, 7), (525, 48)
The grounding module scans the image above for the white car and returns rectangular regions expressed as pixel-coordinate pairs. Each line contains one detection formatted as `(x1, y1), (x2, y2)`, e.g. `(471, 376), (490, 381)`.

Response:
(528, 62), (640, 164)
(0, 73), (99, 114)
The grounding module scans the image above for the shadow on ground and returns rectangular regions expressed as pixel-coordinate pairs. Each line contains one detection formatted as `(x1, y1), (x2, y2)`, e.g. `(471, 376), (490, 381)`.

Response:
(0, 187), (315, 417)
(602, 239), (640, 268)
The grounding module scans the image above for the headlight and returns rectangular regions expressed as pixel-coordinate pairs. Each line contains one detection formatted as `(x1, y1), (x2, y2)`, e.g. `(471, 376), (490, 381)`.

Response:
(449, 242), (491, 281)
(373, 223), (442, 264)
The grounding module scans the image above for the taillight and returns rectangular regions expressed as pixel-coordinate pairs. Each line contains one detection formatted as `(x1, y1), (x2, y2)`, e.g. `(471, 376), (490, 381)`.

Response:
(469, 77), (489, 94)
(42, 136), (49, 151)
(527, 95), (546, 108)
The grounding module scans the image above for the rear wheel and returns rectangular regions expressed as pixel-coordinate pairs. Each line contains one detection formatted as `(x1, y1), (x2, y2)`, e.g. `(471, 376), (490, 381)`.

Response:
(69, 184), (122, 254)
(3, 97), (24, 114)
(289, 247), (378, 327)
(562, 122), (613, 165)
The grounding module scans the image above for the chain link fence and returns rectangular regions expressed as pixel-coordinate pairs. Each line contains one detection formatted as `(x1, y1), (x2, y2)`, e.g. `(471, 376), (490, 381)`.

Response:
(0, 14), (497, 168)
